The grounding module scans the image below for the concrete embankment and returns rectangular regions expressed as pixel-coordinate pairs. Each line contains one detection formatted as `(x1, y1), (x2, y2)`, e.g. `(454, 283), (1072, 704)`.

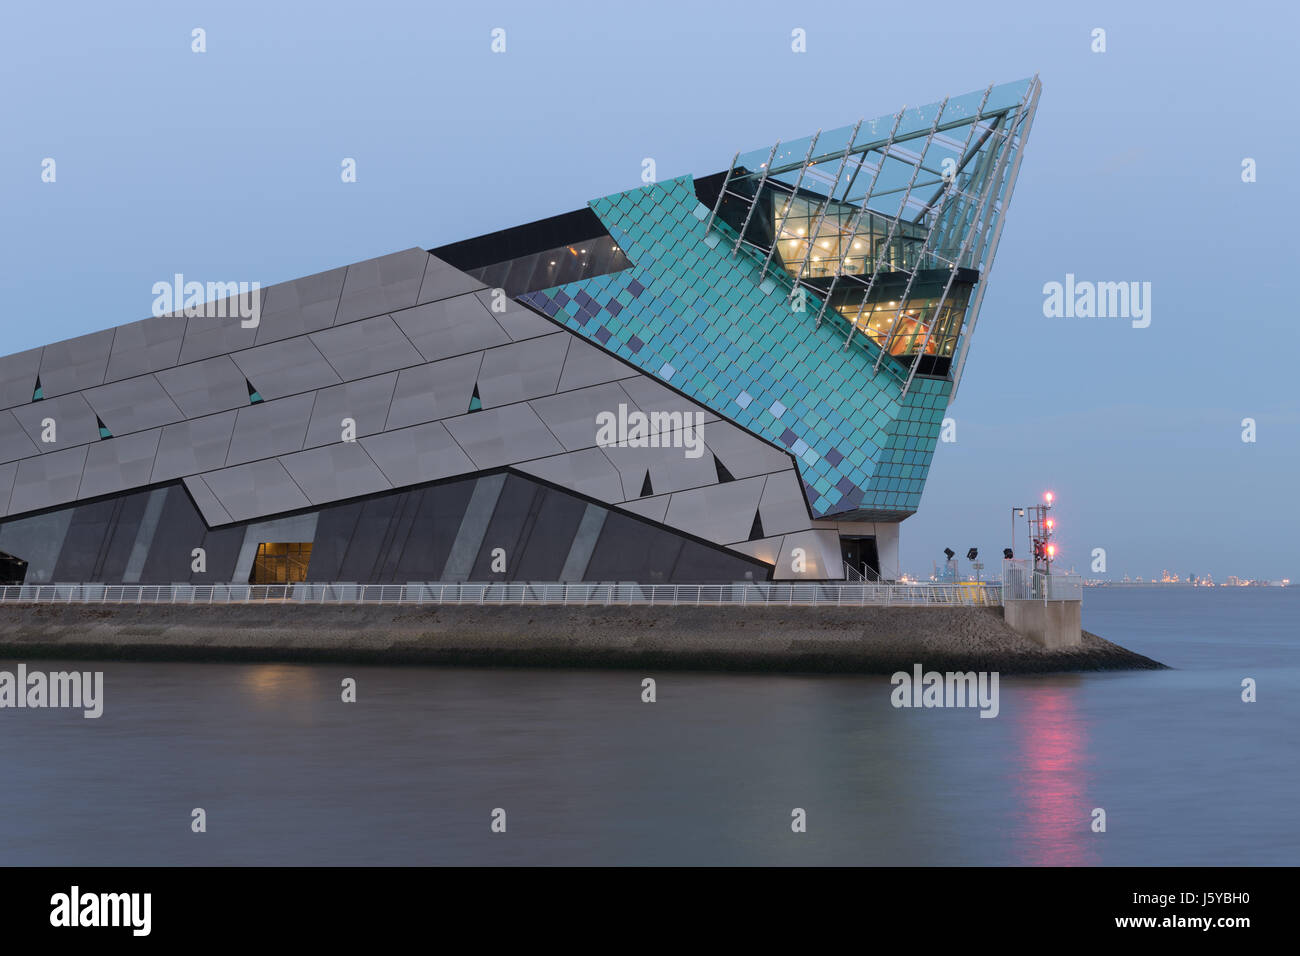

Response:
(0, 603), (1165, 674)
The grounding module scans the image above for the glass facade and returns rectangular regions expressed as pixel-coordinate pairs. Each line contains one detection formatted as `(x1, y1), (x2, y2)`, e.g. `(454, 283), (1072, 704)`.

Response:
(705, 76), (1039, 388)
(464, 234), (631, 297)
(834, 284), (972, 359)
(769, 194), (929, 279)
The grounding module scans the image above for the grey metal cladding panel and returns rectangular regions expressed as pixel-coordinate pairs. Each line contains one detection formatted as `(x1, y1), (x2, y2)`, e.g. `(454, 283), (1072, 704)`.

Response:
(475, 333), (570, 408)
(529, 382), (633, 451)
(619, 376), (721, 423)
(418, 254), (488, 303)
(197, 458), (311, 524)
(701, 419), (795, 480)
(82, 374), (184, 435)
(154, 355), (250, 419)
(37, 329), (115, 397)
(772, 529), (842, 580)
(224, 392), (315, 466)
(557, 337), (641, 391)
(8, 445), (89, 515)
(335, 249), (429, 325)
(663, 475), (766, 546)
(309, 315), (424, 382)
(278, 443), (392, 506)
(757, 469), (813, 536)
(726, 535), (783, 565)
(0, 410), (40, 465)
(177, 314), (259, 365)
(104, 315), (185, 382)
(151, 411), (238, 482)
(442, 405), (565, 470)
(183, 475), (233, 526)
(304, 373), (397, 446)
(77, 428), (162, 501)
(0, 460), (17, 516)
(0, 347), (43, 409)
(390, 295), (509, 362)
(618, 494), (671, 524)
(229, 337), (340, 401)
(10, 393), (101, 452)
(476, 291), (555, 341)
(360, 421), (476, 488)
(601, 437), (716, 496)
(385, 352), (482, 430)
(255, 266), (347, 345)
(513, 448), (626, 505)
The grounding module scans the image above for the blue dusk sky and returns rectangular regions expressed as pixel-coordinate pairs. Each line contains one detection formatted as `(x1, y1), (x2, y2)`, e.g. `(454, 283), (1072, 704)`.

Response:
(1, 0), (1295, 581)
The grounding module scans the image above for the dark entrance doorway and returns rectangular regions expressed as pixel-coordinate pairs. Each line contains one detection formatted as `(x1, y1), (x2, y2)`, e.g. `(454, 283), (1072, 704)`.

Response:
(0, 549), (27, 586)
(839, 536), (880, 581)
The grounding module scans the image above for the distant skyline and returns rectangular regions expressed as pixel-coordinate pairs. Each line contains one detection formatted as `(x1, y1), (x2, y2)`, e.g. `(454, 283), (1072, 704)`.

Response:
(2, 0), (1295, 580)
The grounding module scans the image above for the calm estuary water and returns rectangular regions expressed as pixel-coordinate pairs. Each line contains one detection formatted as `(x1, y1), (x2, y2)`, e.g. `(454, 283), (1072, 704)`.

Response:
(1, 587), (1296, 865)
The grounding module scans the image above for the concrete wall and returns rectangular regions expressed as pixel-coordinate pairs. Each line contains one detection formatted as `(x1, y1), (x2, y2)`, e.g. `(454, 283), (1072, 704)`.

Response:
(812, 518), (903, 581)
(1004, 599), (1082, 649)
(0, 602), (1164, 674)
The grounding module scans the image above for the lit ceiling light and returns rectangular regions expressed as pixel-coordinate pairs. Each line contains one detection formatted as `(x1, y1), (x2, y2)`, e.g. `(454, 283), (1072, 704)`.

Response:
(796, 228), (805, 236)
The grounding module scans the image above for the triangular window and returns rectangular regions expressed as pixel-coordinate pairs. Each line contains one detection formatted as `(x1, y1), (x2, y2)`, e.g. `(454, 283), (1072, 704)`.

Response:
(714, 455), (735, 483)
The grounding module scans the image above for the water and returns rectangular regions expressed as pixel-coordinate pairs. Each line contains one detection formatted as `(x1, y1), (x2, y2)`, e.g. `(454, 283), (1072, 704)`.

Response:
(1, 588), (1295, 865)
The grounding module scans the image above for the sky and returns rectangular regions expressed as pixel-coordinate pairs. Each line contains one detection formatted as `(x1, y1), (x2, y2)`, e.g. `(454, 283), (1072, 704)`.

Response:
(1, 0), (1296, 581)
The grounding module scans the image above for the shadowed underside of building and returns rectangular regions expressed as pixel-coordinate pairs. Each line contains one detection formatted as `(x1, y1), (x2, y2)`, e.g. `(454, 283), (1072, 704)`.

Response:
(0, 79), (1039, 586)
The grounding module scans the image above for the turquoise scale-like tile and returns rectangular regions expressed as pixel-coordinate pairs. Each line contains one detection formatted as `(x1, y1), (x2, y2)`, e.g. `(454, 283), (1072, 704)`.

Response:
(520, 176), (950, 517)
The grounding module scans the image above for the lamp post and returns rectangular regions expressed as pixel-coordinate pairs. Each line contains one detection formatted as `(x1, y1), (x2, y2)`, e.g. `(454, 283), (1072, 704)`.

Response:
(1010, 508), (1025, 557)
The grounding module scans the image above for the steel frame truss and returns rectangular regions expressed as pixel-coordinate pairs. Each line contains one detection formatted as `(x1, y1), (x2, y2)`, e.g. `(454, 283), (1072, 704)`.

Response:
(703, 78), (1041, 395)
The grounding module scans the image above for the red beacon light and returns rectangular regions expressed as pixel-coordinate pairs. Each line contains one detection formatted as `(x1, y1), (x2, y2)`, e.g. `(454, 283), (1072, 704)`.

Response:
(1044, 491), (1054, 504)
(1045, 518), (1055, 531)
(1047, 544), (1057, 559)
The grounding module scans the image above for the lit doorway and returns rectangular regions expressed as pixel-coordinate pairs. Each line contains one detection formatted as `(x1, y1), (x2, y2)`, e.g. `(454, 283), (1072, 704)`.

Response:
(249, 542), (313, 584)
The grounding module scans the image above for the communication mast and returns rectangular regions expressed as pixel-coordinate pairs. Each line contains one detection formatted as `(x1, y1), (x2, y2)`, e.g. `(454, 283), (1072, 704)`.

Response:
(1027, 491), (1056, 575)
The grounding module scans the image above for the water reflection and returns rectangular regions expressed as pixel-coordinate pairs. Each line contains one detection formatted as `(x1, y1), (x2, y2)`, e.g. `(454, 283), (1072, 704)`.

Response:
(1012, 683), (1096, 866)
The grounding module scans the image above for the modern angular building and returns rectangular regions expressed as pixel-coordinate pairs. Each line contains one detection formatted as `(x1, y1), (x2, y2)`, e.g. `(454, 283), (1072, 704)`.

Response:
(0, 79), (1039, 587)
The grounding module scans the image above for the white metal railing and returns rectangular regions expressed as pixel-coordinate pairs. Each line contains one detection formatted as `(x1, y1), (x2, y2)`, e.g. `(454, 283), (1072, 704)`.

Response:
(1001, 560), (1082, 601)
(0, 581), (1003, 607)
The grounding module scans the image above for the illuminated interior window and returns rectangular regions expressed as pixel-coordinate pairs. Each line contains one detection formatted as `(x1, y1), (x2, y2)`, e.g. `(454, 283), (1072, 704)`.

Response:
(249, 542), (313, 584)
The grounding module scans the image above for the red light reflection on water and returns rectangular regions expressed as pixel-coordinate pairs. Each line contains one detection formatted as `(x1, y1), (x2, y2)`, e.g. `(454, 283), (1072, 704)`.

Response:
(1013, 684), (1097, 865)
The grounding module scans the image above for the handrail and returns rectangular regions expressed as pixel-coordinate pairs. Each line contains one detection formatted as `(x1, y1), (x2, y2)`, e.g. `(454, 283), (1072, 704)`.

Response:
(0, 581), (1004, 607)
